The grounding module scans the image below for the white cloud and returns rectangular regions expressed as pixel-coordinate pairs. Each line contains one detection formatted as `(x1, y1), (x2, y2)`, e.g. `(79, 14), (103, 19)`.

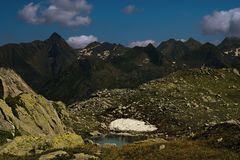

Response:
(50, 0), (92, 13)
(202, 8), (240, 37)
(129, 40), (156, 47)
(18, 3), (43, 24)
(67, 35), (98, 48)
(18, 0), (92, 27)
(122, 5), (140, 14)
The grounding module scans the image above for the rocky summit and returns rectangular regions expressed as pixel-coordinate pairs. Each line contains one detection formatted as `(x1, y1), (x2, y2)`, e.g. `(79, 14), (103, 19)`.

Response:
(0, 33), (240, 159)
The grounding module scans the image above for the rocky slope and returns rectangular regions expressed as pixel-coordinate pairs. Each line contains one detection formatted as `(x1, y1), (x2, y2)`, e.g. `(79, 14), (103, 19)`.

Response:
(0, 67), (88, 159)
(0, 68), (35, 99)
(69, 68), (240, 137)
(0, 68), (72, 145)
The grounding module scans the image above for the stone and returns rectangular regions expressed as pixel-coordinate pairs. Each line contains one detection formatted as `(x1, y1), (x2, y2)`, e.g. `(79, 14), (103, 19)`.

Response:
(90, 131), (101, 137)
(217, 138), (223, 142)
(159, 144), (166, 150)
(84, 139), (94, 144)
(74, 153), (99, 160)
(3, 94), (66, 136)
(202, 96), (216, 103)
(100, 123), (107, 129)
(233, 69), (240, 76)
(0, 133), (84, 156)
(38, 150), (70, 160)
(0, 68), (36, 99)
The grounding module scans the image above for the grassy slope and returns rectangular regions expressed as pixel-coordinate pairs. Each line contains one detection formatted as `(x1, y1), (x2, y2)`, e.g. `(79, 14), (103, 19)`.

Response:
(69, 68), (240, 137)
(1, 139), (239, 160)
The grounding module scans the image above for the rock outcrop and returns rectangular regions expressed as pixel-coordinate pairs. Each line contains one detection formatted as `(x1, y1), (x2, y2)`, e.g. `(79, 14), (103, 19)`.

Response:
(0, 68), (71, 145)
(0, 133), (84, 156)
(0, 93), (69, 144)
(4, 94), (66, 136)
(0, 68), (35, 99)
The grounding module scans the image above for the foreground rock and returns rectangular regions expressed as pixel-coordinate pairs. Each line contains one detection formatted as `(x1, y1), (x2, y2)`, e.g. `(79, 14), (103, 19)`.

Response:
(0, 68), (70, 144)
(109, 119), (157, 132)
(0, 94), (66, 137)
(39, 150), (70, 160)
(0, 68), (35, 99)
(0, 133), (83, 156)
(73, 153), (99, 160)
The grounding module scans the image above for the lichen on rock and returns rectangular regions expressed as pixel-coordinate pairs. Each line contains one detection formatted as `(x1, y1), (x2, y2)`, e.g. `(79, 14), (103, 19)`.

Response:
(0, 133), (84, 156)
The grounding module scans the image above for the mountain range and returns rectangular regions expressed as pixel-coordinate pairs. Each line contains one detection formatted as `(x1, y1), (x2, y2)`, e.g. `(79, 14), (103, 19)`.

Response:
(0, 33), (240, 104)
(0, 33), (240, 159)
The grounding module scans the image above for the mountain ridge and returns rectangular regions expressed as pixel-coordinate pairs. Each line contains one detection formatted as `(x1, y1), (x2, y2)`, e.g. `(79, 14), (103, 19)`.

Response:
(0, 32), (240, 103)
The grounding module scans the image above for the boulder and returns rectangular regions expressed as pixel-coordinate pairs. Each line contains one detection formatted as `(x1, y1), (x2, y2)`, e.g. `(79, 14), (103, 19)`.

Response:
(5, 94), (66, 136)
(0, 100), (16, 143)
(0, 133), (84, 156)
(38, 150), (70, 160)
(73, 153), (99, 160)
(0, 68), (35, 99)
(233, 68), (240, 76)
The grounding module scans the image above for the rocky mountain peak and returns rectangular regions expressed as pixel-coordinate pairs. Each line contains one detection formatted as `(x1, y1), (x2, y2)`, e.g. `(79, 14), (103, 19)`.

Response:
(45, 32), (69, 48)
(146, 43), (156, 49)
(218, 36), (240, 51)
(85, 41), (102, 49)
(185, 38), (202, 51)
(49, 32), (64, 41)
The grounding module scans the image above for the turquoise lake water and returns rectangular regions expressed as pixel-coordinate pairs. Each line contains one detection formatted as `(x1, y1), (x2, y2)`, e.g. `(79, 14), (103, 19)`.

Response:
(94, 135), (146, 146)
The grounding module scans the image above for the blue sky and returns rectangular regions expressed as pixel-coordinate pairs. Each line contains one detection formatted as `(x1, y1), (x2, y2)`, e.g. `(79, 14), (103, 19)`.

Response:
(0, 0), (240, 47)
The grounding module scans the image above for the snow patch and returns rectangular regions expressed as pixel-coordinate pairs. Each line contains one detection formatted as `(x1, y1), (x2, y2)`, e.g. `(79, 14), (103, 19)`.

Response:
(109, 119), (158, 132)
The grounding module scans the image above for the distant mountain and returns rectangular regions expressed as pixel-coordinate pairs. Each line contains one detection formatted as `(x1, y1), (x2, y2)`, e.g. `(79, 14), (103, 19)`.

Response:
(77, 41), (128, 60)
(0, 32), (77, 90)
(42, 42), (169, 103)
(218, 37), (240, 51)
(182, 43), (228, 68)
(0, 33), (239, 103)
(156, 38), (201, 63)
(184, 38), (202, 51)
(157, 39), (189, 61)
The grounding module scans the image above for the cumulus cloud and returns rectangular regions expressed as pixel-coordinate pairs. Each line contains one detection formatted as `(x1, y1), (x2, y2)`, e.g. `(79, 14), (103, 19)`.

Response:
(122, 5), (141, 14)
(67, 35), (98, 48)
(18, 3), (43, 24)
(18, 0), (92, 27)
(129, 40), (156, 48)
(202, 8), (240, 37)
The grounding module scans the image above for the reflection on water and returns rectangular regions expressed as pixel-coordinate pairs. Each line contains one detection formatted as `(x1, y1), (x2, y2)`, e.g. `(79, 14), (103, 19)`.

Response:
(94, 135), (146, 146)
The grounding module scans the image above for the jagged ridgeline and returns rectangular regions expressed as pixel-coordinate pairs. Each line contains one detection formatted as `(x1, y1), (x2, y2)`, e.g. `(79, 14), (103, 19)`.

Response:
(0, 33), (240, 104)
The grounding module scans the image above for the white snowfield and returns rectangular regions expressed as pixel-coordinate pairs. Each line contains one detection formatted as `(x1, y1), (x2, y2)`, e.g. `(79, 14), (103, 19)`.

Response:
(109, 119), (158, 132)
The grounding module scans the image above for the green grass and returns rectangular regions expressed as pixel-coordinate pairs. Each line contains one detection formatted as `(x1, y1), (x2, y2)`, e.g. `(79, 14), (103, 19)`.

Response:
(2, 139), (239, 160)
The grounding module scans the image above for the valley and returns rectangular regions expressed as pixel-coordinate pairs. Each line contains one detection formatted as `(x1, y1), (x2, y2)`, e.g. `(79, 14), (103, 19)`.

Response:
(0, 33), (240, 159)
